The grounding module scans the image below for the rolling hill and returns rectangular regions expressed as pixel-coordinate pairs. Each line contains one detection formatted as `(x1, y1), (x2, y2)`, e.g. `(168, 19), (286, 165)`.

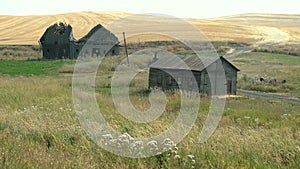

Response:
(0, 11), (299, 45)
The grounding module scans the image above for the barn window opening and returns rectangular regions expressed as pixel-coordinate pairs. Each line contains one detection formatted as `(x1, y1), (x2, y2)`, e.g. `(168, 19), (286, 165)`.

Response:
(177, 77), (182, 85)
(167, 76), (172, 85)
(76, 49), (79, 53)
(47, 49), (50, 53)
(112, 50), (115, 55)
(189, 78), (194, 87)
(157, 74), (162, 85)
(227, 79), (233, 94)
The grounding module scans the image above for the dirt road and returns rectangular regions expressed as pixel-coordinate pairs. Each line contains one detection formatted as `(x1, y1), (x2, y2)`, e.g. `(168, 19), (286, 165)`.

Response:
(237, 89), (300, 104)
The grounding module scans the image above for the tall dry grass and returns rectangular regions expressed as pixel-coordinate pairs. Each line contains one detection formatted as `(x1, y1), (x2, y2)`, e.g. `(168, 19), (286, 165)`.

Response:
(0, 75), (300, 168)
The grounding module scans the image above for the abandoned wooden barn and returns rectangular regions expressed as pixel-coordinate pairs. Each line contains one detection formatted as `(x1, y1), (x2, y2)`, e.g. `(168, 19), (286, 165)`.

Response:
(39, 22), (119, 59)
(148, 55), (239, 95)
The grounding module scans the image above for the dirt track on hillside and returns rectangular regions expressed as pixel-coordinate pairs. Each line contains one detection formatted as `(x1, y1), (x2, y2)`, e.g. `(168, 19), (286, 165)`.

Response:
(224, 25), (292, 58)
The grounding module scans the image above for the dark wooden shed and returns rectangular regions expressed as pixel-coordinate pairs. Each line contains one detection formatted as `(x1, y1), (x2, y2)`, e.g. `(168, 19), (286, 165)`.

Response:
(148, 55), (239, 95)
(39, 22), (119, 59)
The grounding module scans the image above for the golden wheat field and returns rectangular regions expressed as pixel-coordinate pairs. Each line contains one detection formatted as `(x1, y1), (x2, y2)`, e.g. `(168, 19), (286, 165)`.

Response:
(1, 12), (300, 45)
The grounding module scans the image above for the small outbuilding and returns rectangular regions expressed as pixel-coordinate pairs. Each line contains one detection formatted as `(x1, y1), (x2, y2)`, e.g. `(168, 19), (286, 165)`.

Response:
(39, 22), (119, 59)
(148, 55), (239, 95)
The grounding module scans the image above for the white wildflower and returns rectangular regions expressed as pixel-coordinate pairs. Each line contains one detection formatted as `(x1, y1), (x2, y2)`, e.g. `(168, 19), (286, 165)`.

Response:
(118, 133), (133, 144)
(147, 140), (158, 151)
(31, 105), (36, 110)
(110, 139), (118, 144)
(162, 138), (175, 148)
(147, 140), (158, 147)
(123, 133), (134, 141)
(102, 134), (113, 140)
(187, 154), (194, 159)
(130, 140), (143, 151)
(118, 137), (129, 144)
(174, 154), (180, 159)
(109, 139), (121, 148)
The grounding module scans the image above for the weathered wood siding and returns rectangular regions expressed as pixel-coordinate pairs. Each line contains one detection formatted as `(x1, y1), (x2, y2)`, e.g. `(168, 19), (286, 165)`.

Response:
(40, 25), (74, 59)
(40, 23), (119, 59)
(148, 57), (238, 95)
(221, 59), (238, 94)
(148, 68), (210, 93)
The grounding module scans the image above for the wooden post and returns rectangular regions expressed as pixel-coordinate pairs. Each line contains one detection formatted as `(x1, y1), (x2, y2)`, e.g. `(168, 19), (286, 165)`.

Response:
(123, 32), (129, 66)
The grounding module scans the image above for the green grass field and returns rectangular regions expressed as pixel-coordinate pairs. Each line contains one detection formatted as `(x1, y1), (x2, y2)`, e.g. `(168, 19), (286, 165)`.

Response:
(0, 51), (300, 168)
(231, 52), (300, 98)
(0, 60), (75, 76)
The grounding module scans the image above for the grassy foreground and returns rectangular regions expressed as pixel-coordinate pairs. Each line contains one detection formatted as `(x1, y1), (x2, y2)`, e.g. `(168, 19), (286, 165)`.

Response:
(0, 50), (299, 168)
(0, 61), (300, 168)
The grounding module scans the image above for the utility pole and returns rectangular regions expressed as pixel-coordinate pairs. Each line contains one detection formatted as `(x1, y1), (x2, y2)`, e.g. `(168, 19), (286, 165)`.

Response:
(123, 32), (129, 66)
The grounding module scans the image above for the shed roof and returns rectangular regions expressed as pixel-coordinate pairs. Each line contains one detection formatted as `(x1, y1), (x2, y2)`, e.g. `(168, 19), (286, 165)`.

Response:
(77, 24), (119, 45)
(77, 24), (104, 43)
(150, 55), (239, 71)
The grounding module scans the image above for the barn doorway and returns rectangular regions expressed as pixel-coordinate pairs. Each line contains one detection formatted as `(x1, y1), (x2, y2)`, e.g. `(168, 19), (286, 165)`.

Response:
(227, 79), (233, 94)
